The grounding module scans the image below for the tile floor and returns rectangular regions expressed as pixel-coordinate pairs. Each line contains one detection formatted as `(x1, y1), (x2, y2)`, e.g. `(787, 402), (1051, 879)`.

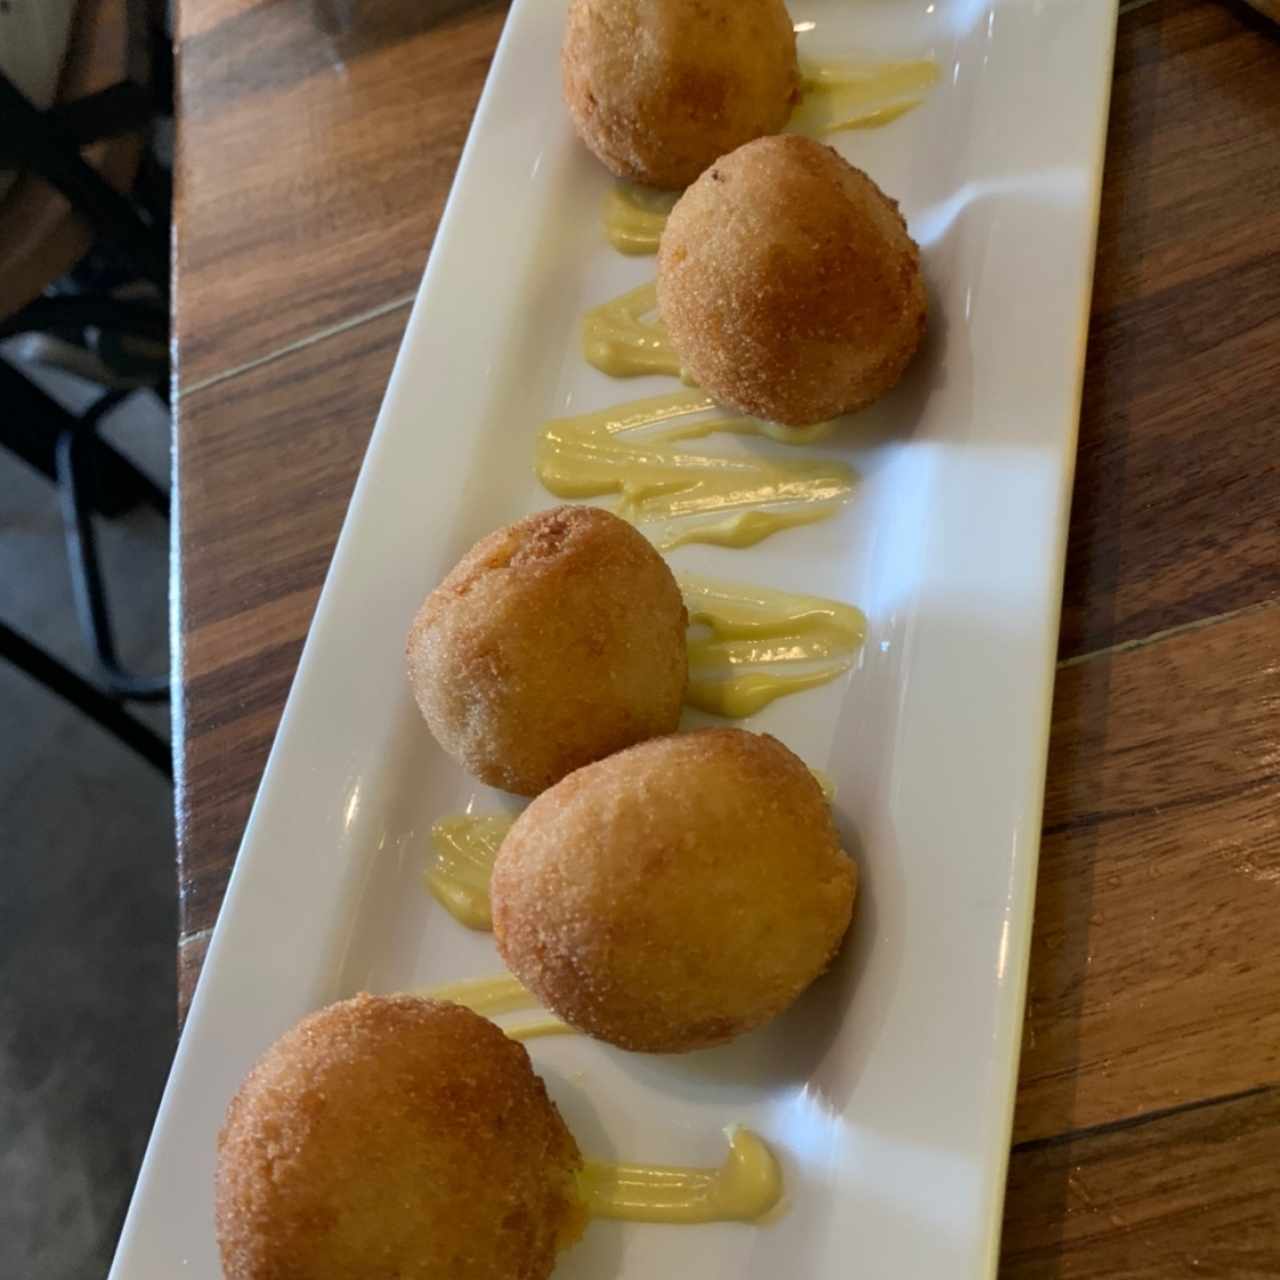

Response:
(0, 359), (175, 1278)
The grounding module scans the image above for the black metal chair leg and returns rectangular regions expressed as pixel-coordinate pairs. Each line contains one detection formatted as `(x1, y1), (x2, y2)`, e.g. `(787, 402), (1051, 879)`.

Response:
(0, 620), (171, 777)
(0, 355), (163, 517)
(55, 395), (169, 702)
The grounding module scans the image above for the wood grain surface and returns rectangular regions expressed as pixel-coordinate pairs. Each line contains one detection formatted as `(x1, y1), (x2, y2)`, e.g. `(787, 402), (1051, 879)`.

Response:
(1016, 603), (1280, 1144)
(177, 305), (407, 944)
(1003, 1086), (1280, 1278)
(173, 0), (1280, 1270)
(174, 0), (505, 387)
(1058, 0), (1280, 659)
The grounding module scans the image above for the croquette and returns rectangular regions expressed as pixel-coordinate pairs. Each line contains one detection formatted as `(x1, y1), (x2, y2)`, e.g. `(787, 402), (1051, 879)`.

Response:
(406, 506), (687, 797)
(562, 0), (799, 189)
(657, 134), (927, 426)
(215, 995), (584, 1280)
(491, 729), (856, 1052)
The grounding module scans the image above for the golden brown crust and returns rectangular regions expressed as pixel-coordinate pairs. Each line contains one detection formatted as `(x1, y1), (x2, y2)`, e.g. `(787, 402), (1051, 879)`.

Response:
(657, 134), (927, 426)
(215, 995), (584, 1280)
(561, 0), (799, 189)
(492, 728), (857, 1052)
(406, 506), (687, 797)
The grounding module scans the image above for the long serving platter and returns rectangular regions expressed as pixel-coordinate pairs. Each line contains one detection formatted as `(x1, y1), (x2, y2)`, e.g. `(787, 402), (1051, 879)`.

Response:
(110, 1), (1118, 1275)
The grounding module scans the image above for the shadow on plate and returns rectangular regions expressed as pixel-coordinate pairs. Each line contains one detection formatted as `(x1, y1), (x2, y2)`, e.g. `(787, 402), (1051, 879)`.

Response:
(832, 268), (954, 458)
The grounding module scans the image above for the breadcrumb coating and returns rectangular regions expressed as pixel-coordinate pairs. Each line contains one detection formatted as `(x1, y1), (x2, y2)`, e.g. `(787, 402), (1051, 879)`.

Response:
(562, 0), (799, 189)
(407, 506), (687, 797)
(658, 135), (927, 426)
(492, 729), (856, 1053)
(215, 994), (585, 1280)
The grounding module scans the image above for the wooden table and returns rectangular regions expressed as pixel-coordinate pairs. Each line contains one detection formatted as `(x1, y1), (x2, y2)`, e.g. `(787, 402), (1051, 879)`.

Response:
(173, 0), (1280, 1271)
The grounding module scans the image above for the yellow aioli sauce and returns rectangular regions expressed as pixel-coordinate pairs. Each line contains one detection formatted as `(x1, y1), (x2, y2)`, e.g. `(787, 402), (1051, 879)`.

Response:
(604, 184), (681, 255)
(682, 573), (865, 719)
(506, 1016), (576, 1042)
(425, 813), (512, 929)
(537, 389), (853, 549)
(602, 57), (939, 255)
(583, 282), (682, 379)
(424, 819), (505, 928)
(789, 56), (940, 136)
(580, 1126), (782, 1225)
(422, 972), (536, 1016)
(691, 667), (848, 719)
(421, 973), (576, 1040)
(654, 505), (831, 552)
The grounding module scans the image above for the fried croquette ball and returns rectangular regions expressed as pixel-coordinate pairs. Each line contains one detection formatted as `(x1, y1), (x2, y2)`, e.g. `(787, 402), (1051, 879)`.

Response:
(562, 0), (799, 189)
(407, 505), (687, 797)
(215, 995), (584, 1280)
(657, 134), (927, 426)
(492, 729), (856, 1052)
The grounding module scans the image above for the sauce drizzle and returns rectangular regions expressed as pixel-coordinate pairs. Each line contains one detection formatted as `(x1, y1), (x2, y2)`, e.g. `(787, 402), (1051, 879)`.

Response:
(683, 573), (865, 718)
(426, 814), (512, 930)
(421, 974), (574, 1041)
(603, 184), (681, 255)
(537, 390), (853, 550)
(423, 972), (535, 1016)
(580, 1126), (782, 1224)
(583, 282), (681, 379)
(789, 56), (939, 136)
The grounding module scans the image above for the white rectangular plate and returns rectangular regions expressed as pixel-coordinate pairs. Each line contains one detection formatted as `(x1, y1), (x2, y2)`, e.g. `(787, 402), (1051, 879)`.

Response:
(113, 1), (1117, 1275)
